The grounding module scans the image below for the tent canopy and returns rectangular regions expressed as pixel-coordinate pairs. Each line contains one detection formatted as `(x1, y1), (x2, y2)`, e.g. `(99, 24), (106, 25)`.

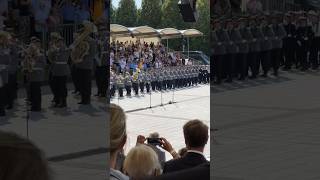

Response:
(110, 24), (203, 40)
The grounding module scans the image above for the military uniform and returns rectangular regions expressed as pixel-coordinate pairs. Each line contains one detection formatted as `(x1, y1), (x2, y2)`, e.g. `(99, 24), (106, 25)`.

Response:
(271, 20), (287, 76)
(0, 47), (9, 116)
(283, 14), (297, 70)
(213, 26), (228, 84)
(27, 52), (46, 111)
(249, 19), (263, 78)
(75, 37), (97, 104)
(238, 22), (251, 80)
(49, 46), (71, 107)
(116, 73), (124, 97)
(226, 24), (239, 82)
(309, 11), (320, 70)
(296, 17), (313, 71)
(95, 40), (108, 97)
(124, 72), (132, 96)
(260, 20), (274, 76)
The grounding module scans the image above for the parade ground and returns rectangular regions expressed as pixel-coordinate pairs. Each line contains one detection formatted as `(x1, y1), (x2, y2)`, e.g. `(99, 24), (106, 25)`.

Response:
(212, 69), (320, 180)
(0, 83), (210, 180)
(111, 84), (211, 161)
(0, 84), (107, 180)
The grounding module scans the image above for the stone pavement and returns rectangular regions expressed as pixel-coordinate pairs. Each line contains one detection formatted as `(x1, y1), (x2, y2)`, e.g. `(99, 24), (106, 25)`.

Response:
(212, 69), (320, 180)
(111, 84), (211, 161)
(0, 83), (107, 180)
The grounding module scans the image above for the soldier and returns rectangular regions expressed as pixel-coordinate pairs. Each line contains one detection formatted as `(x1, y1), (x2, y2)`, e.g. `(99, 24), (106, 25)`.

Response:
(248, 15), (262, 79)
(116, 73), (124, 98)
(124, 71), (132, 96)
(260, 14), (274, 77)
(72, 22), (98, 105)
(212, 18), (227, 84)
(296, 14), (313, 71)
(110, 69), (116, 98)
(225, 18), (239, 82)
(308, 10), (320, 70)
(0, 31), (10, 116)
(95, 23), (108, 97)
(238, 16), (251, 80)
(132, 70), (139, 95)
(150, 69), (157, 91)
(145, 70), (151, 93)
(283, 12), (297, 70)
(271, 12), (287, 76)
(22, 37), (46, 112)
(139, 70), (145, 93)
(48, 34), (71, 108)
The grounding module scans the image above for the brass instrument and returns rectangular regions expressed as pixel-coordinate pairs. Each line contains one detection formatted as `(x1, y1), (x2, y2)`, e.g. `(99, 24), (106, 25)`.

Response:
(70, 21), (97, 64)
(22, 44), (40, 73)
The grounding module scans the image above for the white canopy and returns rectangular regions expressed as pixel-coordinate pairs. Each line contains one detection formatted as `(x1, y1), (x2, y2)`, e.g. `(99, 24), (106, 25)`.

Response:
(110, 24), (203, 41)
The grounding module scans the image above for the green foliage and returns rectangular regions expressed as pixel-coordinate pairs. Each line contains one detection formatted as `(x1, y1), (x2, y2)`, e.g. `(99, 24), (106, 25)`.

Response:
(116, 0), (138, 27)
(139, 0), (162, 28)
(113, 0), (210, 55)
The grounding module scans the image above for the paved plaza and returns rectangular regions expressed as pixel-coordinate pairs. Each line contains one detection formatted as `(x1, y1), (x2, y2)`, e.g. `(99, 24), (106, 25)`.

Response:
(0, 83), (107, 180)
(111, 84), (211, 161)
(0, 83), (210, 179)
(212, 70), (320, 180)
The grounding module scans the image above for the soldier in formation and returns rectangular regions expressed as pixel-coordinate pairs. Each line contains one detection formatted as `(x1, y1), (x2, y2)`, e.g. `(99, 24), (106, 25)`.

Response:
(212, 11), (320, 85)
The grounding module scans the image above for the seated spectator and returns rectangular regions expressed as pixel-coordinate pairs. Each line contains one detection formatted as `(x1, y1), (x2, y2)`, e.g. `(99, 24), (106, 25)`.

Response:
(0, 130), (50, 180)
(110, 104), (129, 180)
(123, 144), (162, 180)
(163, 119), (209, 173)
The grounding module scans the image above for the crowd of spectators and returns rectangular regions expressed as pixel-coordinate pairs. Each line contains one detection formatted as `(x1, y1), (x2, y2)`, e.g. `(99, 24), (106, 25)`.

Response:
(110, 40), (188, 74)
(0, 0), (106, 42)
(110, 104), (210, 180)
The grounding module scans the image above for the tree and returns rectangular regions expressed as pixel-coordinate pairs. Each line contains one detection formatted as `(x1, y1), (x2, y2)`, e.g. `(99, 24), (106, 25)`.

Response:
(110, 3), (116, 23)
(116, 0), (138, 26)
(139, 0), (162, 28)
(190, 0), (210, 55)
(161, 0), (187, 29)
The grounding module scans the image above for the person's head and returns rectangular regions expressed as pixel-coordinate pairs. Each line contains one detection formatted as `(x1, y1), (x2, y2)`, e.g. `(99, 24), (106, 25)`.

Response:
(0, 131), (50, 180)
(123, 145), (161, 180)
(110, 104), (127, 162)
(183, 120), (208, 151)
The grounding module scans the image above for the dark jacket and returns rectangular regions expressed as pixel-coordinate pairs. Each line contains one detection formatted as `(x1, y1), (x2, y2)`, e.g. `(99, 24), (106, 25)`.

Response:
(163, 152), (208, 173)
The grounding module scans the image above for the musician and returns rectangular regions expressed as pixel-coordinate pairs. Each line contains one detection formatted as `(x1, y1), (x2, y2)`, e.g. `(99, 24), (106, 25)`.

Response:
(0, 31), (10, 116)
(23, 37), (46, 112)
(139, 69), (145, 93)
(7, 34), (21, 110)
(72, 22), (98, 105)
(260, 14), (274, 77)
(48, 33), (71, 108)
(116, 73), (124, 98)
(110, 69), (116, 98)
(132, 69), (139, 96)
(124, 71), (132, 96)
(145, 70), (151, 93)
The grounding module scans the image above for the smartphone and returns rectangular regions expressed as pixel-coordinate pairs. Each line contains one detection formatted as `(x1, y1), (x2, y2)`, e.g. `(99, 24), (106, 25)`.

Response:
(147, 138), (162, 146)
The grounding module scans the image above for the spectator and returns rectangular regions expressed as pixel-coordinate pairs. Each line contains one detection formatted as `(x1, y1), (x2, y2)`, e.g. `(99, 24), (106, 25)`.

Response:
(47, 4), (62, 31)
(0, 130), (50, 180)
(143, 162), (210, 180)
(163, 119), (209, 173)
(123, 144), (162, 180)
(32, 0), (52, 38)
(146, 132), (166, 164)
(110, 104), (129, 180)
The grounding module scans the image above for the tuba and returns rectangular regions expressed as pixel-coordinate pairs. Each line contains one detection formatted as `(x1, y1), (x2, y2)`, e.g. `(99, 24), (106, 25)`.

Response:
(22, 44), (39, 73)
(70, 21), (97, 64)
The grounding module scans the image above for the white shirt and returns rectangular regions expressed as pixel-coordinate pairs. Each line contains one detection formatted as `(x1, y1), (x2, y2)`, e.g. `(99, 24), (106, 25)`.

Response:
(187, 150), (205, 157)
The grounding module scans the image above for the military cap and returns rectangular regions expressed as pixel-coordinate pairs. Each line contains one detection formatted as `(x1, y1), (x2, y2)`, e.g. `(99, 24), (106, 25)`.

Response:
(30, 36), (40, 43)
(308, 10), (318, 16)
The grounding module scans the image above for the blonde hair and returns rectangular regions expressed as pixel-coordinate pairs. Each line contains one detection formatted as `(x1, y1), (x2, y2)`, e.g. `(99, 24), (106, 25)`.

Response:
(110, 104), (127, 155)
(123, 145), (161, 180)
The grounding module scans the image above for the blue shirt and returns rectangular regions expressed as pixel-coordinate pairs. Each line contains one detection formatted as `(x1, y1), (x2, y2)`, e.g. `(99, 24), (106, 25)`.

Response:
(62, 4), (76, 21)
